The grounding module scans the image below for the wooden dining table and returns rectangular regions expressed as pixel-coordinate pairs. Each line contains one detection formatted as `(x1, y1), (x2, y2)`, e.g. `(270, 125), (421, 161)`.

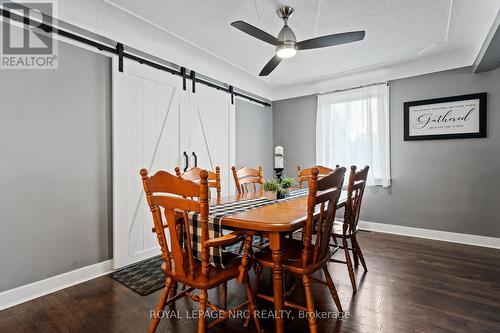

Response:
(209, 190), (347, 333)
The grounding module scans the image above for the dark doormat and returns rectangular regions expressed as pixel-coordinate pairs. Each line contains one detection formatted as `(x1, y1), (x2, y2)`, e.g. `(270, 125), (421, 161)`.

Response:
(111, 238), (269, 296)
(111, 255), (165, 296)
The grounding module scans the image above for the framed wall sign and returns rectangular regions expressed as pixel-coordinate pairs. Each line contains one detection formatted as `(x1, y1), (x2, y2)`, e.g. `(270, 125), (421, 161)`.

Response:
(404, 92), (487, 141)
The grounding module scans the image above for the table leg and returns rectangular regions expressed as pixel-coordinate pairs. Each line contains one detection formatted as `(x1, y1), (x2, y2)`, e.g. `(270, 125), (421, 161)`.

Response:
(269, 232), (285, 333)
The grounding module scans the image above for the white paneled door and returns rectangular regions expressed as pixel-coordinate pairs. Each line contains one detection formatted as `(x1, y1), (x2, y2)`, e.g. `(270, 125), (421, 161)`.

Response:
(112, 58), (235, 269)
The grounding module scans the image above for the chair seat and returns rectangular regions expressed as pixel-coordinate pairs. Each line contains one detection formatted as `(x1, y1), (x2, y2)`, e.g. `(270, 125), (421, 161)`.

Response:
(162, 251), (242, 289)
(332, 221), (359, 237)
(254, 238), (332, 275)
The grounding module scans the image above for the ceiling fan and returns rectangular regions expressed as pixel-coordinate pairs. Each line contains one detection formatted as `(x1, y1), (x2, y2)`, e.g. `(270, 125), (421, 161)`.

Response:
(231, 5), (365, 76)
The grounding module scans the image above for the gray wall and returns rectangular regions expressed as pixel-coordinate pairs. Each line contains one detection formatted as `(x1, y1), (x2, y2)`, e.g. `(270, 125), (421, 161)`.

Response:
(273, 95), (317, 177)
(235, 99), (273, 178)
(0, 41), (112, 291)
(273, 67), (500, 238)
(0, 46), (271, 293)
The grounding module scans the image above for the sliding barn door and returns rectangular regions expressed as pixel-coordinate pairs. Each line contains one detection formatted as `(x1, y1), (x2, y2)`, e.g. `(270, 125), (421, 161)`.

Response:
(180, 84), (236, 196)
(113, 58), (235, 268)
(112, 58), (185, 269)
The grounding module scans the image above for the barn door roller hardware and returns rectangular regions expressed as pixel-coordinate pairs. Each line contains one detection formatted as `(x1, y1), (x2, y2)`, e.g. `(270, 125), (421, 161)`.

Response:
(116, 43), (124, 72)
(190, 70), (196, 93)
(180, 67), (187, 91)
(229, 85), (234, 104)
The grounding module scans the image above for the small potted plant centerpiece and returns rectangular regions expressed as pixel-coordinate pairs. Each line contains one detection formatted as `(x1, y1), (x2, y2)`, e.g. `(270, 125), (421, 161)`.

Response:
(262, 177), (296, 199)
(280, 177), (295, 196)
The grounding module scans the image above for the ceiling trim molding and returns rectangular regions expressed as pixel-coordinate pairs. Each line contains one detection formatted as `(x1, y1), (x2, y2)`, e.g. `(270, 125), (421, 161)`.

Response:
(104, 0), (264, 81)
(270, 53), (473, 101)
(473, 10), (500, 73)
(54, 0), (274, 100)
(418, 0), (453, 56)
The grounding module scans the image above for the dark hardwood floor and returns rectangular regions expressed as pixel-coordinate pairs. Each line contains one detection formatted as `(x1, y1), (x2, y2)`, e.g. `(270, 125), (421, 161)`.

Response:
(1, 231), (500, 333)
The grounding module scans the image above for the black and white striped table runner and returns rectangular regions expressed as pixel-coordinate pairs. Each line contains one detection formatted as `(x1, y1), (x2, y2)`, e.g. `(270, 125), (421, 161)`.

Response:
(187, 188), (309, 268)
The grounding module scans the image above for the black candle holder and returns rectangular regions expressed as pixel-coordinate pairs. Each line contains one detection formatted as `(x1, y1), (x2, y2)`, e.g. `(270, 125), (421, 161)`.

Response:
(274, 168), (284, 181)
(274, 168), (286, 199)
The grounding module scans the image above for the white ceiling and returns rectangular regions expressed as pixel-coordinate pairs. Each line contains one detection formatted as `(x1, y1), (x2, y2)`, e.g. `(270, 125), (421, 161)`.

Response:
(106, 0), (500, 94)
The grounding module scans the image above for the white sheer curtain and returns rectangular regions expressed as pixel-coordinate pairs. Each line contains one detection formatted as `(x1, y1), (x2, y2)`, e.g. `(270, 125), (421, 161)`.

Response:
(316, 84), (391, 187)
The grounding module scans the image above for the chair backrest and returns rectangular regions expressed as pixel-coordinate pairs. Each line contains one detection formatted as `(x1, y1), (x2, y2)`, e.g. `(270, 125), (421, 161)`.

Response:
(344, 165), (369, 234)
(301, 167), (346, 268)
(297, 165), (337, 188)
(175, 166), (221, 198)
(231, 166), (264, 194)
(141, 168), (210, 280)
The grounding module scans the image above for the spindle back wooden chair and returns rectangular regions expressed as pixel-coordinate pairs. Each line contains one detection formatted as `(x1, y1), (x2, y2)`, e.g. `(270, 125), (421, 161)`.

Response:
(293, 164), (338, 239)
(140, 169), (262, 333)
(253, 167), (346, 333)
(232, 165), (268, 248)
(330, 165), (369, 293)
(231, 166), (264, 194)
(175, 166), (221, 198)
(297, 165), (337, 188)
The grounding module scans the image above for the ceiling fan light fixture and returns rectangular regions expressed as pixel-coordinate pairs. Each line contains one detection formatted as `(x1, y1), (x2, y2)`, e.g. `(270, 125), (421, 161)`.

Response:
(276, 44), (297, 59)
(231, 5), (365, 76)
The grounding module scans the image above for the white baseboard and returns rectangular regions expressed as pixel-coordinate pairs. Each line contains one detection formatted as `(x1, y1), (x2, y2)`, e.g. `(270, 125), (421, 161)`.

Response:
(0, 260), (113, 311)
(358, 220), (500, 249)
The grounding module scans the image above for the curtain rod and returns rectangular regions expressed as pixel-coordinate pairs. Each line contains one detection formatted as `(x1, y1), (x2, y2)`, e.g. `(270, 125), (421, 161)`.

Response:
(0, 7), (272, 108)
(317, 81), (389, 96)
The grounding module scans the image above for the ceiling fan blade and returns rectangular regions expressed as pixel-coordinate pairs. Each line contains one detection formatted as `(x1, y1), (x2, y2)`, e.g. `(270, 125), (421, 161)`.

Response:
(259, 55), (282, 76)
(231, 20), (281, 46)
(296, 31), (365, 50)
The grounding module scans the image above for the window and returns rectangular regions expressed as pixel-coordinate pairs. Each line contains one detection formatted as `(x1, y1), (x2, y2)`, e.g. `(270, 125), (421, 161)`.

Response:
(316, 84), (391, 187)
